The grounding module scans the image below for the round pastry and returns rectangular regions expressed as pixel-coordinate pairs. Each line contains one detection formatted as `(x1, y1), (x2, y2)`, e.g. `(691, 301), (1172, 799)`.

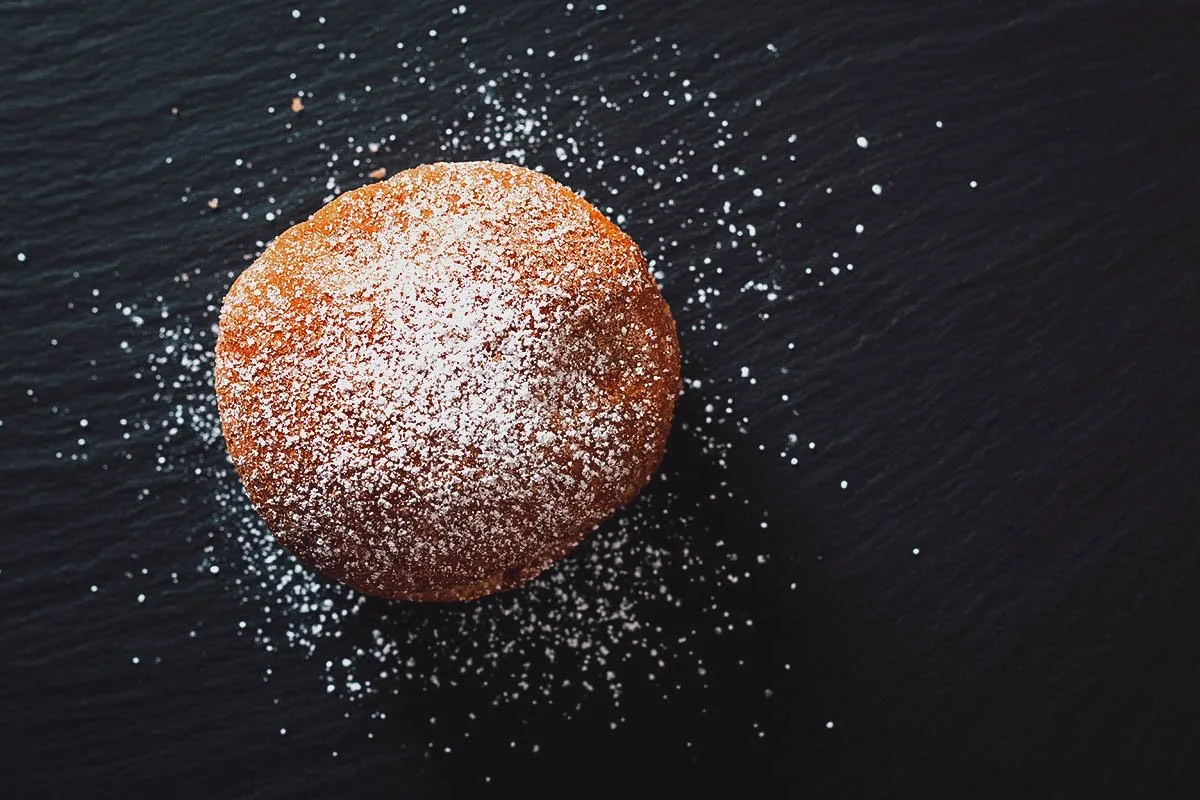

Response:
(214, 161), (680, 601)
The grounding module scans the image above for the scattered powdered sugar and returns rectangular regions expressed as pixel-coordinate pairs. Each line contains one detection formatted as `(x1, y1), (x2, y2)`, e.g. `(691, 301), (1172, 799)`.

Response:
(103, 4), (963, 743)
(138, 23), (757, 715)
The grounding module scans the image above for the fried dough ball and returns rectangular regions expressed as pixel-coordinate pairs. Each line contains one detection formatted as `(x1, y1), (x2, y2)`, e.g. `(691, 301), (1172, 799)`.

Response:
(215, 161), (680, 601)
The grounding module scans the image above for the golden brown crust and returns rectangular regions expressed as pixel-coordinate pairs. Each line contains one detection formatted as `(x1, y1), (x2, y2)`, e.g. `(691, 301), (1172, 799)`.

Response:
(214, 161), (679, 602)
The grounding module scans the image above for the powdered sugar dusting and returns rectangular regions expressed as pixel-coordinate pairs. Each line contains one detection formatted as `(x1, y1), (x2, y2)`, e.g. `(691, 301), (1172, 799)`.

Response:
(106, 3), (908, 740)
(216, 162), (679, 599)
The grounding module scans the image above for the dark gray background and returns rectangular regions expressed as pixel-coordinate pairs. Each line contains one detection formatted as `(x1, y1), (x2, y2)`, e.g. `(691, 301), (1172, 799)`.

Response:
(3, 0), (1198, 796)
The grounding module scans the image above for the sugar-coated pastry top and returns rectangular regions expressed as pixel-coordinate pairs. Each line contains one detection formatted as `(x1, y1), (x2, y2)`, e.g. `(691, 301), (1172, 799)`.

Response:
(214, 161), (680, 601)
